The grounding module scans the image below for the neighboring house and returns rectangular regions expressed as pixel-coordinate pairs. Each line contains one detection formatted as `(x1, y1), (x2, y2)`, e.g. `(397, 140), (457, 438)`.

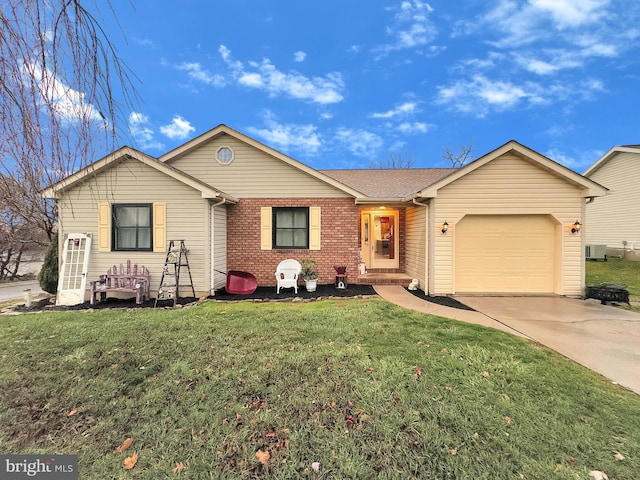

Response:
(43, 124), (607, 303)
(583, 145), (640, 259)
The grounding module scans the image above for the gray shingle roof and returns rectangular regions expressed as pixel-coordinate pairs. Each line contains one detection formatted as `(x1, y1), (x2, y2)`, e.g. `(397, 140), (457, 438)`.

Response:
(320, 168), (456, 198)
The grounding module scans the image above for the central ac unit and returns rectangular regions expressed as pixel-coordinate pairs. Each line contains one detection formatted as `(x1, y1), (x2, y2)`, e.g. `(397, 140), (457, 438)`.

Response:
(585, 244), (607, 261)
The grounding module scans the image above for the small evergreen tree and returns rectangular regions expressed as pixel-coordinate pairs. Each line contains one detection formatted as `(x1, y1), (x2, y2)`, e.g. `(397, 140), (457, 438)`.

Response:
(38, 233), (58, 294)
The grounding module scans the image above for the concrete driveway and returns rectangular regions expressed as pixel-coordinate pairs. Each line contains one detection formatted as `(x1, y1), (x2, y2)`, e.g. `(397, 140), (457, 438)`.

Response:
(454, 296), (640, 395)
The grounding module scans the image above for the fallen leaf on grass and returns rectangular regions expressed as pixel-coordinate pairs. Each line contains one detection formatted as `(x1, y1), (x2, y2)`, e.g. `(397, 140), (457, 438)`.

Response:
(123, 452), (138, 470)
(503, 416), (512, 424)
(311, 462), (320, 471)
(114, 437), (133, 454)
(414, 365), (423, 379)
(255, 449), (270, 465)
(502, 394), (510, 401)
(589, 470), (609, 480)
(67, 408), (78, 417)
(564, 454), (576, 466)
(614, 452), (625, 461)
(482, 371), (490, 378)
(450, 448), (457, 455)
(172, 462), (188, 473)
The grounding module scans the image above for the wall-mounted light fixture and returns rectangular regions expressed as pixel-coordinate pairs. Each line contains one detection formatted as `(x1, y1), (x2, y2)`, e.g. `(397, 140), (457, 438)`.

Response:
(441, 221), (449, 234)
(571, 220), (581, 234)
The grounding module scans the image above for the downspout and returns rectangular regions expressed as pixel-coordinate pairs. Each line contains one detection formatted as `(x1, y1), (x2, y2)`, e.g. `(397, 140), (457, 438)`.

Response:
(412, 197), (430, 294)
(210, 196), (227, 296)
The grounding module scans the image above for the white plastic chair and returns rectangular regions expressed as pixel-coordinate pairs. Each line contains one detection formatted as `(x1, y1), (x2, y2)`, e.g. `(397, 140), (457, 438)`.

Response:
(275, 259), (301, 294)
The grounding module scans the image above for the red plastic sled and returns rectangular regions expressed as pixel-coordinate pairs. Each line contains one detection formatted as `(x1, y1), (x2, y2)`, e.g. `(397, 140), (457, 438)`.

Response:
(226, 270), (258, 295)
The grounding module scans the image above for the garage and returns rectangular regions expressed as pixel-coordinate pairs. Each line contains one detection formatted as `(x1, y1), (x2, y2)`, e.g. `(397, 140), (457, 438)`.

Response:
(454, 215), (558, 293)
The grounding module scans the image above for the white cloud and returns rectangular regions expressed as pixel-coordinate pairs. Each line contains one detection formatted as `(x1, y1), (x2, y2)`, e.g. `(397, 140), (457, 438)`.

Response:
(28, 62), (103, 123)
(219, 45), (344, 105)
(435, 72), (608, 117)
(397, 122), (433, 134)
(178, 62), (226, 87)
(370, 102), (418, 119)
(529, 0), (609, 28)
(515, 51), (582, 75)
(435, 75), (530, 116)
(293, 51), (306, 62)
(128, 112), (165, 150)
(238, 72), (263, 88)
(159, 116), (195, 140)
(475, 0), (613, 48)
(545, 147), (578, 168)
(247, 111), (322, 156)
(374, 0), (437, 56)
(335, 128), (384, 158)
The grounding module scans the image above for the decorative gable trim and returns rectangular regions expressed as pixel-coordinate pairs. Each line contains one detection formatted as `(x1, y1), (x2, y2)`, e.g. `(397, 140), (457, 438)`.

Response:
(160, 124), (364, 199)
(42, 147), (238, 203)
(413, 140), (608, 200)
(583, 145), (640, 177)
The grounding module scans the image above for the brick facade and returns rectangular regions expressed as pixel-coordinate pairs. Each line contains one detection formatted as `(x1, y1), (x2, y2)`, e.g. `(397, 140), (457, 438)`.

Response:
(227, 198), (360, 286)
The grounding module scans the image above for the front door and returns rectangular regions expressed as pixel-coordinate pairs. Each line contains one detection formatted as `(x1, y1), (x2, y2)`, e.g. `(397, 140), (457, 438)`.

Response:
(361, 210), (399, 269)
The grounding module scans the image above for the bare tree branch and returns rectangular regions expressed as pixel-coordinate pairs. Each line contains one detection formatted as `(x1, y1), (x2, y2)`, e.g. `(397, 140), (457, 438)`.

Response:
(369, 149), (417, 169)
(0, 0), (138, 278)
(441, 140), (475, 168)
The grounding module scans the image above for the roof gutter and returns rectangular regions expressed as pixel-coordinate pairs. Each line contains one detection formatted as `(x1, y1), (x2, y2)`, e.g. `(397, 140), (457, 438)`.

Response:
(210, 197), (227, 207)
(355, 197), (411, 205)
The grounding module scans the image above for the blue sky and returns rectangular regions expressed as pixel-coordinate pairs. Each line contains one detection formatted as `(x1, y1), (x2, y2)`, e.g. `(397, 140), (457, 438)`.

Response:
(103, 0), (640, 172)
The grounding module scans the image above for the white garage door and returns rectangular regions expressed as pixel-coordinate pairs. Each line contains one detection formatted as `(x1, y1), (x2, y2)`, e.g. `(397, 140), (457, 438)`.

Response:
(455, 215), (557, 293)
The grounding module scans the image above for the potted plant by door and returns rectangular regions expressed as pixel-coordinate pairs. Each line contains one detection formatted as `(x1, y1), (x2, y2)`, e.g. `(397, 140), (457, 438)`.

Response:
(301, 258), (318, 292)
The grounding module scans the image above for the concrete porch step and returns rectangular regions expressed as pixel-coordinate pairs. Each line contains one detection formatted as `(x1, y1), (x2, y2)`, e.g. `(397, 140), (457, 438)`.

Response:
(355, 272), (412, 285)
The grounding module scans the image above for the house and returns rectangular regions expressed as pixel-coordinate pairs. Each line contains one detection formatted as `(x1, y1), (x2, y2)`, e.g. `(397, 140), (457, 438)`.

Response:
(43, 124), (607, 305)
(583, 145), (640, 260)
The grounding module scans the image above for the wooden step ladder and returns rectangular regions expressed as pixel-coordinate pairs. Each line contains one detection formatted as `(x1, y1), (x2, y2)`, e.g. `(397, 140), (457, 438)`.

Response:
(155, 240), (195, 307)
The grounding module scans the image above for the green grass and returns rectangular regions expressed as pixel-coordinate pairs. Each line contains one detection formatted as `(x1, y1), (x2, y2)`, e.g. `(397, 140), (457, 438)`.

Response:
(1, 299), (639, 479)
(586, 257), (640, 306)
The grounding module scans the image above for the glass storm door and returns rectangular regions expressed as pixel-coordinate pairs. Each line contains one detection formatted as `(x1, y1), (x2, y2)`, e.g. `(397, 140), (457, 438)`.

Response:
(56, 233), (92, 306)
(361, 210), (399, 269)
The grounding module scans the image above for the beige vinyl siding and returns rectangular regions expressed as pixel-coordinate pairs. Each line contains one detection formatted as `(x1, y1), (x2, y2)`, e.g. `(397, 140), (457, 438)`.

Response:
(404, 204), (427, 289)
(212, 204), (227, 292)
(433, 153), (584, 295)
(56, 157), (211, 300)
(586, 152), (640, 249)
(166, 133), (351, 198)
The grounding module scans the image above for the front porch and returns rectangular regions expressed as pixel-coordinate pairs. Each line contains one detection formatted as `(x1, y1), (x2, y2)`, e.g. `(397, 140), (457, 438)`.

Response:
(355, 271), (412, 286)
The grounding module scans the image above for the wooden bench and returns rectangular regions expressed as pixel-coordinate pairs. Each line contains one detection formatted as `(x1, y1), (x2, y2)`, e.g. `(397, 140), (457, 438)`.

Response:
(90, 260), (151, 305)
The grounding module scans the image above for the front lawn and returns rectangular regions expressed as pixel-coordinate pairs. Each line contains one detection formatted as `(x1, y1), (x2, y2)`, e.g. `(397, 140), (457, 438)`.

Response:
(1, 299), (638, 479)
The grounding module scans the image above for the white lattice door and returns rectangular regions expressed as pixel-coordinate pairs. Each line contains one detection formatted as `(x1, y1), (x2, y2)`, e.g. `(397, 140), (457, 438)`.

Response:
(56, 233), (92, 306)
